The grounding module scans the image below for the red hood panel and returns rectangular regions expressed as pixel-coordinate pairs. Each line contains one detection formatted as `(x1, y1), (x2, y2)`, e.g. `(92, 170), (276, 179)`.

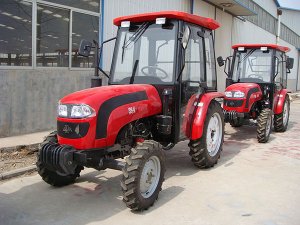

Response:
(58, 84), (162, 149)
(60, 84), (157, 109)
(225, 83), (261, 92)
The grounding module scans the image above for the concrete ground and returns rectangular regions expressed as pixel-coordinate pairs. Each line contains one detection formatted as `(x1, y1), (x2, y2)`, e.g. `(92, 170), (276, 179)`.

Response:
(1, 101), (300, 225)
(0, 130), (51, 149)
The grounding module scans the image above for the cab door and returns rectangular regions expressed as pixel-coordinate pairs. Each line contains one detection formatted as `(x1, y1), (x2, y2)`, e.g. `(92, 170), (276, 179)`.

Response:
(179, 24), (205, 139)
(179, 24), (217, 140)
(273, 51), (286, 108)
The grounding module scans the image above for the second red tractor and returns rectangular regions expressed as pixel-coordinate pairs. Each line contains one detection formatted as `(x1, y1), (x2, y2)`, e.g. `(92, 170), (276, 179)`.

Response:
(218, 44), (294, 143)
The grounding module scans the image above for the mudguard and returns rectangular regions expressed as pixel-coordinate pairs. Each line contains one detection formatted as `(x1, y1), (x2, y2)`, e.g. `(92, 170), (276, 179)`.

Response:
(273, 89), (289, 114)
(183, 92), (224, 140)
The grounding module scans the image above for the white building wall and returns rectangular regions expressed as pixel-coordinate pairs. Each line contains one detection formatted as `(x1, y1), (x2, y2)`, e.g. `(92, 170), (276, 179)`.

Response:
(214, 9), (233, 91)
(281, 9), (300, 35)
(252, 0), (278, 17)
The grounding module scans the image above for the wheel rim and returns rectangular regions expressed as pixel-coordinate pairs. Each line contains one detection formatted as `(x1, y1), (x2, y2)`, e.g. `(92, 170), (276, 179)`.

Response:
(206, 112), (223, 157)
(140, 155), (161, 198)
(283, 101), (289, 126)
(266, 114), (272, 135)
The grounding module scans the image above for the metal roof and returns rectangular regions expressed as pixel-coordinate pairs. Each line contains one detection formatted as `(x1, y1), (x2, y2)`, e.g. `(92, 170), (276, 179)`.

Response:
(204, 0), (256, 16)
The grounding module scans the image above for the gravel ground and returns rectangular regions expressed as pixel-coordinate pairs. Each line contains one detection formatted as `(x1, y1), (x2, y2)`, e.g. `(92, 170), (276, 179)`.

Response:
(0, 148), (37, 173)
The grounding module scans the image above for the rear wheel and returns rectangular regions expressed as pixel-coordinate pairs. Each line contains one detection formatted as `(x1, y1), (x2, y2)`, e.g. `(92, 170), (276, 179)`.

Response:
(274, 95), (290, 132)
(121, 140), (165, 211)
(257, 108), (272, 143)
(36, 131), (82, 187)
(189, 100), (224, 168)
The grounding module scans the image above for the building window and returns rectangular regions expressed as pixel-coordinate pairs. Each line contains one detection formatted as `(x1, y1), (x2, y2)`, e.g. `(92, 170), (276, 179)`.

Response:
(0, 0), (32, 66)
(36, 5), (69, 67)
(72, 12), (99, 68)
(46, 0), (100, 13)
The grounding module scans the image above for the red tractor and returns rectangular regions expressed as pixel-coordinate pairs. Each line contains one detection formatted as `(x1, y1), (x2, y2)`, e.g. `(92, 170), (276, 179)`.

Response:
(217, 44), (294, 143)
(37, 11), (225, 211)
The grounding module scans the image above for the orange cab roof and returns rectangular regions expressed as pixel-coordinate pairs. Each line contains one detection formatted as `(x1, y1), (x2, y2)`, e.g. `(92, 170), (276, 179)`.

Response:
(113, 11), (220, 30)
(232, 44), (290, 52)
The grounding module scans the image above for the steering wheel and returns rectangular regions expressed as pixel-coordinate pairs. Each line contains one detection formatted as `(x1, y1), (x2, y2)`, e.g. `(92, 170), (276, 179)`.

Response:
(141, 66), (168, 79)
(248, 74), (264, 80)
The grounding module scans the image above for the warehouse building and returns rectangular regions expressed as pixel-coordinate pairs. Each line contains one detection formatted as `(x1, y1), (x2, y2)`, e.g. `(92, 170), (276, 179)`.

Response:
(0, 0), (299, 137)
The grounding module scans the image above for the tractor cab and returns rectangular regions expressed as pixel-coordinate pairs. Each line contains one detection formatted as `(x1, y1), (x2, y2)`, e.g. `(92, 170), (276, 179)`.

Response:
(218, 44), (294, 143)
(87, 11), (222, 144)
(219, 44), (293, 92)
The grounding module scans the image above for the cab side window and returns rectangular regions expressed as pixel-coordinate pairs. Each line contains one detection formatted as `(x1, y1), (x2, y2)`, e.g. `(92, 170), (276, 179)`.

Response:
(275, 51), (286, 88)
(204, 33), (217, 90)
(182, 24), (204, 86)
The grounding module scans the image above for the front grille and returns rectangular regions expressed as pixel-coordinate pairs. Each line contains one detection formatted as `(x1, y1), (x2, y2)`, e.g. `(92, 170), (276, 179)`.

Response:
(57, 121), (89, 139)
(224, 99), (244, 107)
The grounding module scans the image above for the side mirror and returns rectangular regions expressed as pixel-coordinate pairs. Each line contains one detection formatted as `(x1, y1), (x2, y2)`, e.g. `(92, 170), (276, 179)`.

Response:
(217, 56), (224, 67)
(286, 57), (294, 70)
(78, 39), (92, 57)
(182, 26), (190, 49)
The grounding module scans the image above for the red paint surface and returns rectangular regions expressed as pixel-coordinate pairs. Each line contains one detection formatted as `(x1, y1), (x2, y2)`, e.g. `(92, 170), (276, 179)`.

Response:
(184, 92), (224, 140)
(114, 11), (220, 30)
(232, 44), (290, 52)
(58, 84), (162, 150)
(223, 83), (262, 113)
(273, 89), (289, 114)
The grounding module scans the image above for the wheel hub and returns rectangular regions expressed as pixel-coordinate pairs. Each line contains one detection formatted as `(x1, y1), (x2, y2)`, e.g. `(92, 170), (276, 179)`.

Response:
(206, 113), (222, 157)
(283, 101), (289, 126)
(140, 156), (161, 198)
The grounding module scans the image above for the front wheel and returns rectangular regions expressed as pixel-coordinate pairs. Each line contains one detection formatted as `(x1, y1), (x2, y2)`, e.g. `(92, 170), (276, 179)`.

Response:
(36, 131), (82, 187)
(257, 108), (272, 143)
(274, 95), (290, 132)
(121, 140), (165, 211)
(189, 100), (225, 168)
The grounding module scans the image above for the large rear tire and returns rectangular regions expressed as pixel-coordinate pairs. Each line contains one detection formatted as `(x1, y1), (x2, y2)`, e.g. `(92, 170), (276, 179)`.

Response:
(36, 131), (82, 187)
(189, 100), (225, 168)
(257, 109), (272, 143)
(274, 95), (290, 132)
(121, 140), (165, 211)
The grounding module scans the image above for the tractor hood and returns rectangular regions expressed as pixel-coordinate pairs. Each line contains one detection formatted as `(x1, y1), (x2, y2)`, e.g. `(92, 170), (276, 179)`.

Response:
(60, 84), (162, 111)
(58, 84), (162, 149)
(225, 83), (261, 94)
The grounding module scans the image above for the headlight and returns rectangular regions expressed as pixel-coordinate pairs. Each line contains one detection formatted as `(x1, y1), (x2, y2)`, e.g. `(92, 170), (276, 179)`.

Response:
(225, 91), (233, 98)
(57, 104), (68, 117)
(71, 104), (95, 118)
(233, 91), (245, 98)
(57, 103), (95, 118)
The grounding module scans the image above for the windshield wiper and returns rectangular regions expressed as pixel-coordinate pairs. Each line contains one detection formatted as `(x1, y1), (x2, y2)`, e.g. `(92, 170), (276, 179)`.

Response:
(123, 22), (150, 49)
(121, 33), (127, 63)
(129, 60), (139, 84)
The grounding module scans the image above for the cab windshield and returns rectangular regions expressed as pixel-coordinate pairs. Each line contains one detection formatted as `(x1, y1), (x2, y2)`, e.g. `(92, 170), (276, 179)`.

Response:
(110, 20), (177, 84)
(232, 48), (273, 83)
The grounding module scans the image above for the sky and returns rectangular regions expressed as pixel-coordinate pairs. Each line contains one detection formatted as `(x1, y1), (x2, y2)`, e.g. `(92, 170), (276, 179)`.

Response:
(277, 0), (300, 10)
